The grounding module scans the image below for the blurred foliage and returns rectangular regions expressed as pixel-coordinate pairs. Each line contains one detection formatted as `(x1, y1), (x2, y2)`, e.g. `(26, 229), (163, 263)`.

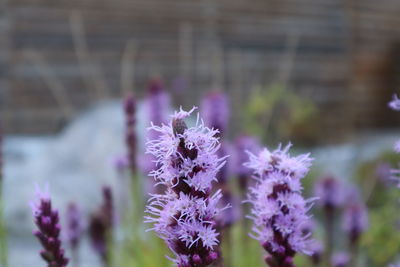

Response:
(243, 84), (319, 145)
(354, 151), (400, 266)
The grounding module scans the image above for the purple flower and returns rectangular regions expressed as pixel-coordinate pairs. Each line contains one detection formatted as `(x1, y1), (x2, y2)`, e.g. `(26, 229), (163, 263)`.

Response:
(145, 107), (229, 266)
(244, 144), (315, 266)
(342, 193), (368, 245)
(331, 252), (350, 267)
(375, 162), (393, 185)
(200, 91), (230, 136)
(314, 175), (344, 211)
(65, 203), (83, 251)
(89, 186), (114, 263)
(30, 185), (69, 267)
(309, 240), (324, 265)
(111, 154), (130, 173)
(234, 135), (261, 190)
(142, 79), (171, 175)
(124, 94), (137, 174)
(389, 94), (400, 111)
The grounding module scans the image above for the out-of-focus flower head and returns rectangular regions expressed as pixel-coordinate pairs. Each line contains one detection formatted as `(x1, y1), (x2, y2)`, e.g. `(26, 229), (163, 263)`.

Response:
(124, 94), (137, 174)
(30, 185), (69, 267)
(309, 240), (324, 266)
(89, 186), (114, 263)
(244, 144), (315, 266)
(65, 202), (83, 251)
(234, 135), (261, 180)
(389, 94), (400, 111)
(141, 79), (171, 176)
(342, 187), (368, 245)
(145, 107), (229, 266)
(201, 91), (230, 136)
(314, 175), (344, 211)
(111, 154), (130, 173)
(331, 252), (350, 267)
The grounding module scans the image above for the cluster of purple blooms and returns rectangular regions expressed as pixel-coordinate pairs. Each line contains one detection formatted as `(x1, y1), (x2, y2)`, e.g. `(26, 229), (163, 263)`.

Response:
(145, 107), (228, 266)
(244, 143), (315, 267)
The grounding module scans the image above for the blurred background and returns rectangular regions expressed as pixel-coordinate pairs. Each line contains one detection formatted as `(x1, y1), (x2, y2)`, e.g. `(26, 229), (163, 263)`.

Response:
(1, 0), (400, 140)
(2, 0), (400, 266)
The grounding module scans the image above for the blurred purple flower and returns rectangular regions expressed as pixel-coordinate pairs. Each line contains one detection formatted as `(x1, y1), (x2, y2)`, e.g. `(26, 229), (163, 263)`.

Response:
(234, 135), (261, 191)
(342, 194), (368, 245)
(142, 79), (171, 175)
(331, 252), (350, 267)
(244, 144), (315, 266)
(89, 186), (114, 264)
(145, 107), (228, 266)
(30, 185), (69, 267)
(65, 203), (83, 251)
(309, 240), (324, 266)
(314, 175), (344, 211)
(375, 162), (393, 185)
(201, 91), (230, 136)
(394, 140), (400, 154)
(111, 154), (129, 173)
(124, 94), (137, 174)
(389, 94), (400, 111)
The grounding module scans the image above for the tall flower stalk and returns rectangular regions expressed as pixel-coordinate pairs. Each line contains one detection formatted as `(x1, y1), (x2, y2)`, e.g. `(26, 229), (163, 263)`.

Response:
(341, 189), (368, 267)
(244, 144), (315, 267)
(124, 94), (137, 176)
(145, 107), (229, 266)
(89, 186), (114, 266)
(314, 175), (343, 262)
(30, 185), (69, 267)
(65, 203), (83, 267)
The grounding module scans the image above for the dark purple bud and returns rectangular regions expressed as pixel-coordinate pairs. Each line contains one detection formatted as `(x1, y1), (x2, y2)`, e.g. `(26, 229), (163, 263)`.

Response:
(31, 187), (69, 267)
(192, 254), (202, 265)
(205, 251), (218, 265)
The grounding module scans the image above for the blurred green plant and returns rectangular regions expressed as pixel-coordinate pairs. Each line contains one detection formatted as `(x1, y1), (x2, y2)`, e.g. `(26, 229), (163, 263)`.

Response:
(243, 84), (319, 145)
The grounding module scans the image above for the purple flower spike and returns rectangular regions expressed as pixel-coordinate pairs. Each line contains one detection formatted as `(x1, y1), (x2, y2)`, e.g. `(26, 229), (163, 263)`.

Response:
(314, 175), (343, 211)
(331, 252), (350, 267)
(244, 144), (315, 267)
(145, 107), (229, 266)
(201, 91), (230, 136)
(389, 94), (400, 111)
(89, 186), (114, 264)
(234, 135), (261, 191)
(342, 196), (368, 245)
(142, 79), (171, 175)
(30, 185), (69, 267)
(124, 94), (137, 174)
(65, 203), (83, 251)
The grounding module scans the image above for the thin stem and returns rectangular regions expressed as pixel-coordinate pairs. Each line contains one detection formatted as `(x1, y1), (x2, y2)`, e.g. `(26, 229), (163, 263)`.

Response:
(324, 209), (334, 267)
